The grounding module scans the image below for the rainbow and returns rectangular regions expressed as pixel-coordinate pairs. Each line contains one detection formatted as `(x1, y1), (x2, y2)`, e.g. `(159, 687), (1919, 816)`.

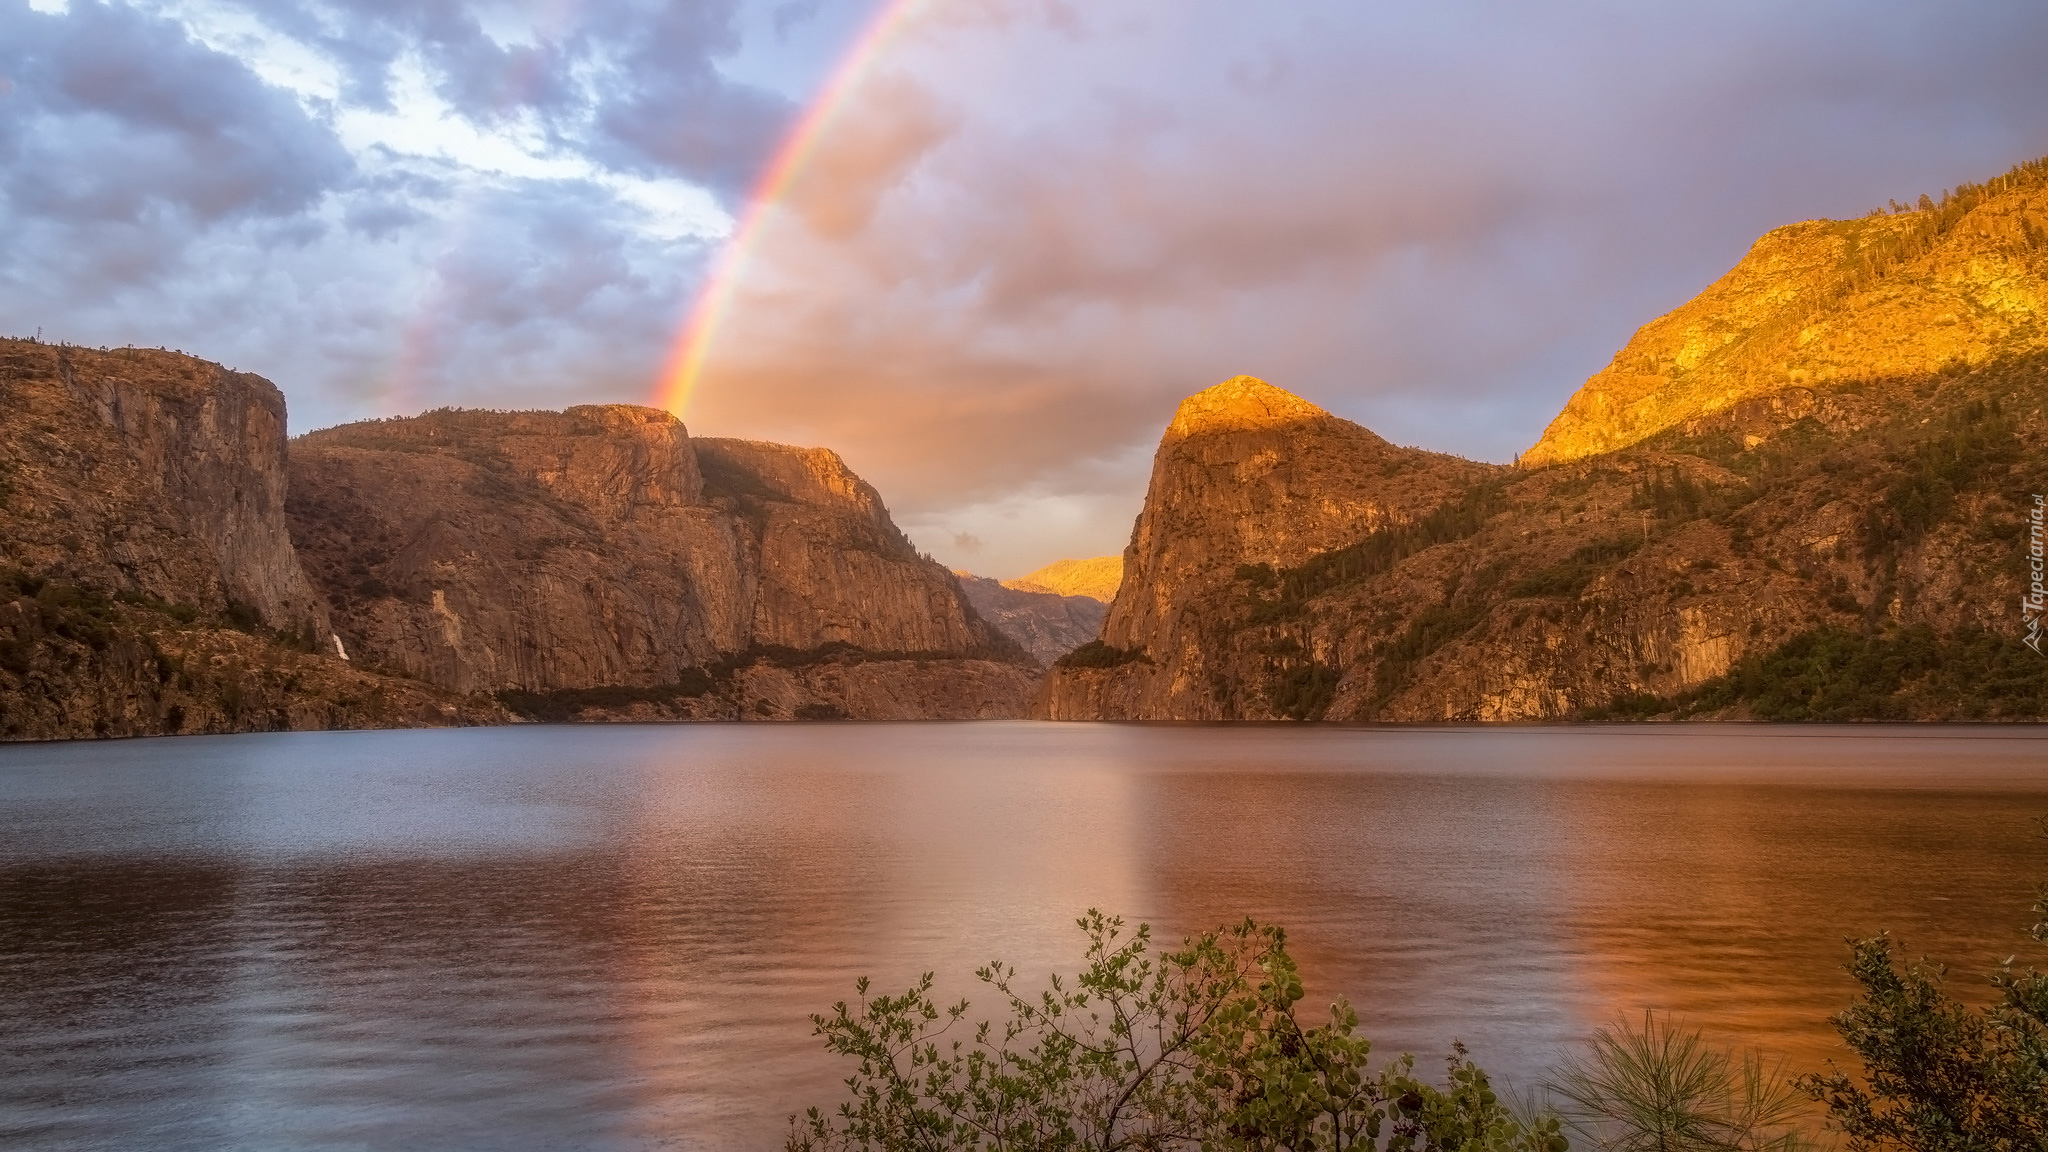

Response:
(652, 0), (931, 417)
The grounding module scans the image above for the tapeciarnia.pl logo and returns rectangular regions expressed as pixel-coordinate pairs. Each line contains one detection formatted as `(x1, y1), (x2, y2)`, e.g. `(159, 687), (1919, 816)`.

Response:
(2025, 493), (2045, 655)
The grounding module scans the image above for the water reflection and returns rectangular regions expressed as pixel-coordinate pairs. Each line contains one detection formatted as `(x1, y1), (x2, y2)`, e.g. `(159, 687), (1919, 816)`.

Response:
(0, 724), (2043, 1150)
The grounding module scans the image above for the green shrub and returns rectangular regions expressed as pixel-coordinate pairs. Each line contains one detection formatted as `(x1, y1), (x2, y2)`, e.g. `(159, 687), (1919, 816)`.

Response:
(114, 589), (200, 624)
(1682, 625), (2048, 721)
(1055, 641), (1151, 670)
(1363, 599), (1489, 716)
(1581, 693), (1669, 721)
(789, 911), (1567, 1152)
(1240, 479), (1511, 621)
(1549, 1014), (1816, 1152)
(1271, 661), (1340, 721)
(496, 670), (718, 722)
(1512, 539), (1645, 600)
(1800, 821), (2048, 1152)
(223, 598), (263, 633)
(1863, 398), (2020, 552)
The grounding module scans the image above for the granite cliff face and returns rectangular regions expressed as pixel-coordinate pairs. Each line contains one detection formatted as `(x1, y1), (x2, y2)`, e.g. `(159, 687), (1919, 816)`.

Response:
(0, 341), (327, 632)
(1039, 163), (2048, 722)
(1525, 157), (2048, 467)
(1, 344), (1036, 738)
(1036, 376), (1499, 719)
(287, 407), (1036, 719)
(0, 340), (503, 738)
(954, 572), (1107, 666)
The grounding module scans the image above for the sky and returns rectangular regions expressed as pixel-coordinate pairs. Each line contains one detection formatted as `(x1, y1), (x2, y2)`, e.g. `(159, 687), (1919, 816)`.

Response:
(4, 1), (2046, 577)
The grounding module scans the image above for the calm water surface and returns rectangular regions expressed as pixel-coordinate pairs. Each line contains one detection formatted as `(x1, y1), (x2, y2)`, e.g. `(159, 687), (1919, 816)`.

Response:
(2, 723), (2045, 1150)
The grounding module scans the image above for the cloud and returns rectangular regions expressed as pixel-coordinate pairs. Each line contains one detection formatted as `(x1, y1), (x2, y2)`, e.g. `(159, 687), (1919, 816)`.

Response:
(785, 72), (955, 238)
(0, 0), (801, 435)
(771, 0), (827, 40)
(0, 1), (352, 229)
(206, 0), (797, 202)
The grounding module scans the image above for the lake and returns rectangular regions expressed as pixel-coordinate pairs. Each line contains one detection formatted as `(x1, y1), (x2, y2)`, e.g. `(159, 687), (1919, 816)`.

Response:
(2, 723), (2044, 1150)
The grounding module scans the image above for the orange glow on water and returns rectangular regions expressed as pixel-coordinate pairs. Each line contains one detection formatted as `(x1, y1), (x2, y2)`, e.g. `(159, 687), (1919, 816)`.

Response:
(653, 0), (930, 419)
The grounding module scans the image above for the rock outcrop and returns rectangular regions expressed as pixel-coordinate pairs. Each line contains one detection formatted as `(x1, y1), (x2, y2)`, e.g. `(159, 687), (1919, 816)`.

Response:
(287, 407), (1037, 720)
(1036, 376), (1499, 719)
(0, 340), (504, 738)
(1005, 556), (1124, 603)
(1525, 157), (2048, 466)
(954, 572), (1107, 666)
(0, 341), (329, 634)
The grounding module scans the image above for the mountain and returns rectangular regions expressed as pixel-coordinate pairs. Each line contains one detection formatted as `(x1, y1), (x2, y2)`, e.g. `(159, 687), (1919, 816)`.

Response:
(1525, 156), (2048, 466)
(1005, 556), (1124, 602)
(0, 340), (506, 738)
(287, 407), (1037, 721)
(1036, 376), (1498, 719)
(953, 572), (1107, 666)
(0, 344), (1039, 738)
(1039, 158), (2048, 722)
(16, 156), (2047, 733)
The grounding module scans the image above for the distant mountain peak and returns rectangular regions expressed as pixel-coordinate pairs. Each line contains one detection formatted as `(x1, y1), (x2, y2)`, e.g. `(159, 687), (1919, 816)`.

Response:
(1167, 376), (1330, 439)
(1005, 555), (1124, 603)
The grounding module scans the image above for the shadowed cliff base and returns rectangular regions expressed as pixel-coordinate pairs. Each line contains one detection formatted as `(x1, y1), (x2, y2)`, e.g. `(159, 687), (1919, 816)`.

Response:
(494, 642), (1035, 722)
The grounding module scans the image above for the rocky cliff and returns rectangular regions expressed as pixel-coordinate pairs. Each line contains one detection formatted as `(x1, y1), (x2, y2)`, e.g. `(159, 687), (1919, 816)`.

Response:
(1039, 160), (2048, 722)
(954, 572), (1107, 666)
(0, 340), (504, 738)
(1525, 156), (2048, 467)
(1, 344), (1037, 738)
(287, 407), (1037, 720)
(1036, 376), (1499, 719)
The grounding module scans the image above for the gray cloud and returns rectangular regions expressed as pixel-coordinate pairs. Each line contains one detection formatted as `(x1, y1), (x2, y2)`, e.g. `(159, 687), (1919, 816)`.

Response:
(0, 0), (803, 436)
(0, 2), (351, 228)
(586, 1), (795, 202)
(238, 0), (796, 203)
(243, 0), (586, 120)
